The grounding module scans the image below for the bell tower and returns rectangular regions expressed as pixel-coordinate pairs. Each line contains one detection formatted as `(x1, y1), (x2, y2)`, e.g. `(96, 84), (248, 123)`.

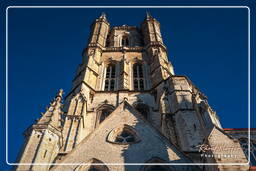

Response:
(16, 13), (250, 171)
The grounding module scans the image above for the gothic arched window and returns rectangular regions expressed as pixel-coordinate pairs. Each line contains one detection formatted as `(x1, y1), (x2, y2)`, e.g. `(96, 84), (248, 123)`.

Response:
(95, 104), (114, 127)
(107, 125), (140, 145)
(122, 36), (129, 46)
(114, 130), (135, 143)
(104, 64), (116, 91)
(99, 108), (112, 123)
(143, 157), (172, 171)
(77, 158), (109, 171)
(133, 63), (144, 91)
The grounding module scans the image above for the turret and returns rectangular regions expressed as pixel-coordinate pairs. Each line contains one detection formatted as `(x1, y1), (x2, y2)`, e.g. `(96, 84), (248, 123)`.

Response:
(15, 90), (64, 171)
(88, 12), (110, 48)
(76, 13), (110, 90)
(141, 12), (163, 46)
(141, 13), (174, 88)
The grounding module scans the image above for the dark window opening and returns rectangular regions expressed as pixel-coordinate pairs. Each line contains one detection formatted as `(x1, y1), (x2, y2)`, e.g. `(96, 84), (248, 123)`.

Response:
(139, 66), (143, 77)
(134, 80), (139, 91)
(110, 80), (115, 91)
(139, 79), (144, 90)
(133, 63), (144, 91)
(104, 64), (116, 91)
(122, 36), (129, 46)
(99, 109), (112, 124)
(114, 130), (136, 143)
(111, 67), (115, 78)
(104, 80), (109, 91)
(106, 67), (110, 78)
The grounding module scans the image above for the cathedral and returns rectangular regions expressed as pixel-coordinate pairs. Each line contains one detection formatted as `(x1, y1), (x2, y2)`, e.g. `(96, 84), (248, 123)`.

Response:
(15, 13), (256, 171)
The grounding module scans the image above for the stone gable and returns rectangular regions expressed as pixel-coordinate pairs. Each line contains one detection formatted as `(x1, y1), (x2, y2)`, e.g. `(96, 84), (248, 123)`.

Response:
(51, 101), (199, 171)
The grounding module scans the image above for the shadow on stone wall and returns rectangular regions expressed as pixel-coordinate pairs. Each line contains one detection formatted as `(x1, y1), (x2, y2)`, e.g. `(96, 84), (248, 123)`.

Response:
(118, 99), (200, 171)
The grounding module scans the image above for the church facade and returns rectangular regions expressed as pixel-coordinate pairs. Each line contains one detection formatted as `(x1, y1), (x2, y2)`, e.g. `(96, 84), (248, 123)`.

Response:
(15, 13), (255, 171)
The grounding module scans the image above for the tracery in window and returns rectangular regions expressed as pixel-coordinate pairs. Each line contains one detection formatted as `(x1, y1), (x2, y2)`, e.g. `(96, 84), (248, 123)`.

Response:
(107, 125), (140, 145)
(115, 130), (135, 143)
(104, 64), (116, 91)
(239, 138), (256, 166)
(133, 63), (144, 91)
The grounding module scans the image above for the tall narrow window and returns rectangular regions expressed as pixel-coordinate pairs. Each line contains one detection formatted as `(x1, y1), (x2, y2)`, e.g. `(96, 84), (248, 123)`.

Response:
(122, 36), (129, 46)
(133, 63), (144, 91)
(104, 64), (116, 91)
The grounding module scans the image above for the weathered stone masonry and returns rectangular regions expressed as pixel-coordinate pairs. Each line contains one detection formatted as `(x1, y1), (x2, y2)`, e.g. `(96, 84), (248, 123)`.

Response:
(15, 13), (254, 171)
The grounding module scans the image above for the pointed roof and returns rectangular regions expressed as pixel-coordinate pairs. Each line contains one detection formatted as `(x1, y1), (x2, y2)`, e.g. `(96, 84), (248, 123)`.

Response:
(99, 12), (106, 19)
(97, 12), (108, 23)
(143, 11), (155, 21)
(51, 100), (199, 170)
(36, 89), (63, 129)
(146, 11), (153, 19)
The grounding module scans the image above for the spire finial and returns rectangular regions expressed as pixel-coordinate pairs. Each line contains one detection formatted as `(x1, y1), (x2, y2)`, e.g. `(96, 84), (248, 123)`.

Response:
(36, 89), (64, 129)
(100, 12), (106, 19)
(146, 11), (152, 19)
(97, 12), (108, 22)
(57, 89), (64, 98)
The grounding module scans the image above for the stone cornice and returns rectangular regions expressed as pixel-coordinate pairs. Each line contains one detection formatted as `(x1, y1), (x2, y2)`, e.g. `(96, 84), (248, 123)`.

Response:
(144, 41), (167, 50)
(87, 43), (104, 51)
(24, 124), (62, 137)
(104, 46), (144, 52)
(68, 75), (195, 96)
(112, 25), (137, 30)
(85, 43), (167, 53)
(64, 115), (83, 120)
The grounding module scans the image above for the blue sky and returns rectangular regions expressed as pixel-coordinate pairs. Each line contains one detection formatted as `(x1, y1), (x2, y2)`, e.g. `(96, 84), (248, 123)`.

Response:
(0, 0), (255, 170)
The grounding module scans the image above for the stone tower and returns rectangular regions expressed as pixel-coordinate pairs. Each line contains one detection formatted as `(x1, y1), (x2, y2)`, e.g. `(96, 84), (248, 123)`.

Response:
(16, 13), (249, 171)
